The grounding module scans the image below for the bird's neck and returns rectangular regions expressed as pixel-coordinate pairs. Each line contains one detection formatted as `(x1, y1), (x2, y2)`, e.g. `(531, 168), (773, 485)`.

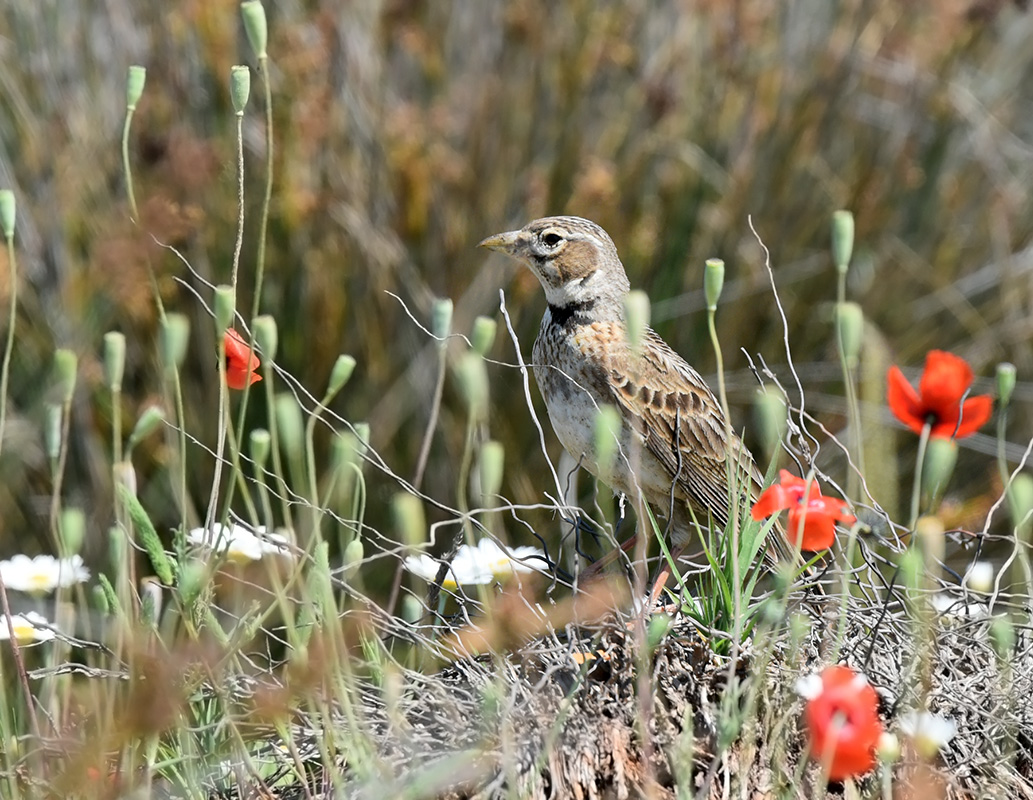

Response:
(548, 299), (606, 327)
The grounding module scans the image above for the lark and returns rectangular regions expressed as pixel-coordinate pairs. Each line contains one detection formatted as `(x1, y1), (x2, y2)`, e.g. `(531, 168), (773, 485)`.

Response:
(480, 216), (792, 603)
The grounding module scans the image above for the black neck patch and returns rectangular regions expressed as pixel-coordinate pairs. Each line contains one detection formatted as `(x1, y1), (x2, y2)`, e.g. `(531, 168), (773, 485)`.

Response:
(549, 299), (596, 327)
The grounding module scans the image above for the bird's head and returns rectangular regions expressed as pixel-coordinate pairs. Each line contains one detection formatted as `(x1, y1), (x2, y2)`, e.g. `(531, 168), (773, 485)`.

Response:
(479, 216), (630, 315)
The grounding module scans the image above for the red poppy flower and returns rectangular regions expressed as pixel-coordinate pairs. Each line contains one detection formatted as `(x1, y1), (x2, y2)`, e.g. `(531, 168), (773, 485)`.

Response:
(751, 470), (856, 552)
(800, 665), (882, 781)
(224, 329), (261, 390)
(887, 350), (992, 439)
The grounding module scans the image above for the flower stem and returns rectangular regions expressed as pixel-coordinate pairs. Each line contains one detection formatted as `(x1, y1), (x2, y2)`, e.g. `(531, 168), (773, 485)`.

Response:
(908, 421), (933, 530)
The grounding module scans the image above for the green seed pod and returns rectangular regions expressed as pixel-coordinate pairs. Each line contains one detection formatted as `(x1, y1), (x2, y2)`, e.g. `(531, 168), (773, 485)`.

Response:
(624, 290), (649, 351)
(59, 508), (86, 556)
(471, 316), (497, 357)
(274, 393), (304, 464)
(176, 560), (207, 610)
(704, 258), (725, 311)
(326, 354), (357, 399)
(213, 285), (235, 332)
(456, 351), (489, 421)
(230, 65), (250, 115)
(0, 189), (15, 240)
(401, 594), (422, 624)
(249, 428), (271, 469)
(126, 66), (147, 111)
(53, 348), (78, 405)
(1007, 473), (1033, 538)
(127, 406), (165, 452)
(831, 210), (854, 273)
(44, 403), (62, 460)
(990, 615), (1015, 659)
(240, 1), (268, 59)
(253, 314), (278, 362)
(431, 297), (453, 343)
(391, 492), (425, 551)
(835, 301), (864, 368)
(593, 405), (622, 480)
(921, 438), (957, 507)
(161, 313), (191, 370)
(996, 362), (1016, 409)
(478, 440), (505, 503)
(752, 386), (787, 456)
(342, 538), (364, 581)
(353, 422), (370, 461)
(103, 332), (126, 392)
(898, 547), (925, 591)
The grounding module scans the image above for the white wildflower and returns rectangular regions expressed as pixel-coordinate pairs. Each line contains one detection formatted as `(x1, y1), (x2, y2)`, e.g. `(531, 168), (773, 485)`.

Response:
(899, 711), (957, 759)
(188, 523), (292, 563)
(404, 539), (546, 587)
(0, 611), (57, 644)
(0, 554), (90, 594)
(964, 561), (994, 594)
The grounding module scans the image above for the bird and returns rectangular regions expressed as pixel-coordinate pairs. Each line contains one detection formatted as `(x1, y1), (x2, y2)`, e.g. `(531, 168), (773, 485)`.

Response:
(479, 215), (793, 606)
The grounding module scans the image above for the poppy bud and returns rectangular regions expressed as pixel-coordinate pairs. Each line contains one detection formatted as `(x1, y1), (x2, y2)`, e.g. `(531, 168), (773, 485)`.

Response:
(831, 210), (854, 274)
(456, 351), (489, 421)
(996, 362), (1016, 409)
(161, 314), (191, 370)
(326, 354), (357, 399)
(391, 492), (425, 551)
(126, 65), (146, 111)
(342, 538), (364, 581)
(624, 290), (649, 351)
(478, 440), (505, 504)
(214, 285), (235, 332)
(471, 316), (497, 357)
(594, 405), (622, 481)
(103, 331), (126, 392)
(835, 301), (864, 368)
(921, 438), (957, 506)
(431, 297), (453, 343)
(704, 258), (725, 311)
(253, 315), (278, 362)
(0, 189), (15, 240)
(991, 616), (1015, 658)
(353, 422), (370, 461)
(59, 508), (85, 556)
(54, 348), (78, 405)
(274, 393), (304, 465)
(752, 385), (787, 457)
(898, 548), (924, 591)
(877, 732), (900, 764)
(249, 428), (271, 469)
(44, 403), (62, 460)
(1007, 473), (1033, 539)
(241, 1), (268, 59)
(230, 66), (250, 115)
(127, 406), (165, 453)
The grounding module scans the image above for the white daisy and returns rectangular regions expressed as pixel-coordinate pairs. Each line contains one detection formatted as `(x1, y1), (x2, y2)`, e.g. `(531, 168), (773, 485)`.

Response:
(0, 554), (90, 594)
(899, 711), (957, 759)
(404, 539), (546, 587)
(188, 523), (292, 563)
(0, 611), (57, 644)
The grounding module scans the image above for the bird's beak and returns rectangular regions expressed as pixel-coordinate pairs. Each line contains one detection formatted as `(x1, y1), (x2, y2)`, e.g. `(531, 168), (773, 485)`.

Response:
(478, 230), (520, 254)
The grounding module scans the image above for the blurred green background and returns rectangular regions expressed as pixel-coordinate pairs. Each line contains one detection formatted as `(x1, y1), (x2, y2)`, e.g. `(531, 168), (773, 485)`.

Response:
(1, 0), (1031, 571)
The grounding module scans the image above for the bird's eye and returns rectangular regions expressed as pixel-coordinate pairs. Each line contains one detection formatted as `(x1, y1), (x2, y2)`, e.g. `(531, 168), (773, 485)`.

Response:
(542, 231), (563, 247)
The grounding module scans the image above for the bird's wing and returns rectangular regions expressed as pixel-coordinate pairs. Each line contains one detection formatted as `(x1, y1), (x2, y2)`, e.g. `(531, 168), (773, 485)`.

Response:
(603, 329), (758, 523)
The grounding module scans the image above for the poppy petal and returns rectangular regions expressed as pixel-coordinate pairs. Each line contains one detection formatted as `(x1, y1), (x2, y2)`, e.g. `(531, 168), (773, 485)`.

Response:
(886, 365), (926, 433)
(751, 484), (792, 520)
(919, 350), (972, 418)
(952, 395), (993, 438)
